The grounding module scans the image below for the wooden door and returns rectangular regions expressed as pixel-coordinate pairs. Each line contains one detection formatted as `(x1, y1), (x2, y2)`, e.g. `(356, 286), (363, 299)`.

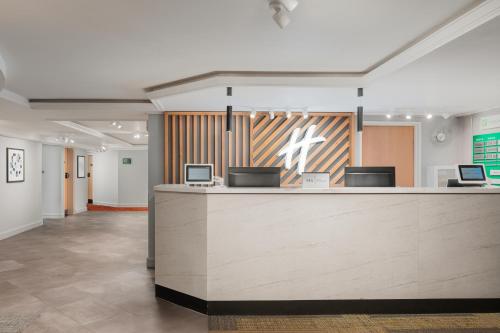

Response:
(87, 155), (93, 203)
(362, 126), (414, 187)
(64, 148), (74, 215)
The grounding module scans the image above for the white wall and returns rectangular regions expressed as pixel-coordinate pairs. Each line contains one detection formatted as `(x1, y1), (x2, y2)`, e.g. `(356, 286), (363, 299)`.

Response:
(118, 150), (148, 206)
(92, 150), (119, 206)
(42, 145), (64, 218)
(0, 135), (42, 240)
(73, 149), (88, 214)
(92, 149), (147, 207)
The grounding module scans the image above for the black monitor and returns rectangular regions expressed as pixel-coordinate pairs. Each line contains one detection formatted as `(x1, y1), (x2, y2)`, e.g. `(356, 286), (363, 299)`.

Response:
(344, 167), (396, 187)
(228, 167), (281, 187)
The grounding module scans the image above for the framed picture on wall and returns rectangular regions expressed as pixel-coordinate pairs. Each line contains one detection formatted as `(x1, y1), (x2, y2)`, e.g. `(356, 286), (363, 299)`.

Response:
(77, 155), (85, 178)
(6, 148), (25, 183)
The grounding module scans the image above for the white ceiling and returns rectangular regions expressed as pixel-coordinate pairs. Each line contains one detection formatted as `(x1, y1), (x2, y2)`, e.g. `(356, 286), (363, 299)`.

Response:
(154, 15), (500, 115)
(0, 0), (476, 99)
(0, 0), (499, 149)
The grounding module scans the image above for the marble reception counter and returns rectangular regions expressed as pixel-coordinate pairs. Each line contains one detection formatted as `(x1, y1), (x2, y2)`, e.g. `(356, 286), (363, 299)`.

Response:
(154, 185), (500, 315)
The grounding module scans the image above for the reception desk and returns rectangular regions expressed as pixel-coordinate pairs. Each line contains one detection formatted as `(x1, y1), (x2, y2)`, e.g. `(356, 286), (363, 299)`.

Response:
(154, 185), (500, 315)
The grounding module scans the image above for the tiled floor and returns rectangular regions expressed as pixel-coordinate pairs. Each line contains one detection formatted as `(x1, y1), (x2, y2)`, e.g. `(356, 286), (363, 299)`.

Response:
(0, 211), (207, 333)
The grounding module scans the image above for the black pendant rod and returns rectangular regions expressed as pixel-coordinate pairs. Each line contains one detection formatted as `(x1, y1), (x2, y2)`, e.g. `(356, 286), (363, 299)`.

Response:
(226, 87), (233, 132)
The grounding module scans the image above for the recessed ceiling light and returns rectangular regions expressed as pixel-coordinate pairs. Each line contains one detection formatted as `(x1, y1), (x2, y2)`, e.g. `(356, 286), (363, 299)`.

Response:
(302, 111), (308, 119)
(426, 114), (433, 119)
(386, 114), (392, 119)
(286, 110), (292, 119)
(111, 121), (117, 126)
(250, 110), (256, 119)
(269, 111), (275, 120)
(117, 124), (123, 129)
(69, 139), (75, 144)
(405, 114), (412, 120)
(133, 133), (141, 139)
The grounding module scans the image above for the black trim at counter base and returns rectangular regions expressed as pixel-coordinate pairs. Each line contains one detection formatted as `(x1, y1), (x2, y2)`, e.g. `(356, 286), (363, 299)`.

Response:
(155, 285), (207, 314)
(155, 286), (500, 316)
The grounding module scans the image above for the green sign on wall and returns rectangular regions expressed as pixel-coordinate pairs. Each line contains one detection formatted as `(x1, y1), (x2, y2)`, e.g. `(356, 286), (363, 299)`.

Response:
(473, 132), (500, 181)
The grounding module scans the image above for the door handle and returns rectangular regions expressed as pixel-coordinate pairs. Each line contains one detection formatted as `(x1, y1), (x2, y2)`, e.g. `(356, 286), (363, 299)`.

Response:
(65, 172), (69, 179)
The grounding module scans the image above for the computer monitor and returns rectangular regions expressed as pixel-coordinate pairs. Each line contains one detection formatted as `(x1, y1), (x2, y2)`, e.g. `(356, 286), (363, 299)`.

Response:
(344, 167), (396, 187)
(457, 164), (486, 185)
(184, 164), (214, 185)
(228, 167), (281, 187)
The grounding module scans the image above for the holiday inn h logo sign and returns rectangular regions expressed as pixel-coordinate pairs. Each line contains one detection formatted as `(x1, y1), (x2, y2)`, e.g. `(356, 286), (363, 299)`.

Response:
(278, 125), (326, 175)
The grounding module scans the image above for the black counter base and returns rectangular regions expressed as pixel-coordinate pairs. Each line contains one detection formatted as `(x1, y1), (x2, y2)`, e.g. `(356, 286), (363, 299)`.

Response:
(155, 285), (500, 316)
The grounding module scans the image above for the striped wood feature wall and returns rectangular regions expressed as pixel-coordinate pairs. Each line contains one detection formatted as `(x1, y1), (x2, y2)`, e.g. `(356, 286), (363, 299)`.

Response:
(250, 113), (354, 186)
(164, 112), (354, 186)
(164, 112), (250, 184)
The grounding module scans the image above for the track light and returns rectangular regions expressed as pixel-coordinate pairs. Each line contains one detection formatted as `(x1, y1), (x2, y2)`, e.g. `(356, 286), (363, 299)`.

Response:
(386, 114), (392, 119)
(269, 111), (275, 120)
(426, 114), (433, 120)
(286, 110), (292, 119)
(69, 139), (75, 144)
(405, 114), (412, 120)
(250, 110), (256, 119)
(302, 110), (308, 119)
(268, 0), (298, 29)
(111, 121), (117, 126)
(133, 133), (141, 139)
(117, 124), (123, 129)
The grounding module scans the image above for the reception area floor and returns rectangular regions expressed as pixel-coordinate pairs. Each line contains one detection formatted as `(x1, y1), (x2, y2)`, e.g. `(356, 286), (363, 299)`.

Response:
(0, 211), (206, 333)
(209, 314), (500, 332)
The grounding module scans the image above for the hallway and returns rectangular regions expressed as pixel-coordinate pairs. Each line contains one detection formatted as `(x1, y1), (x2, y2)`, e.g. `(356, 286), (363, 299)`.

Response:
(0, 212), (206, 333)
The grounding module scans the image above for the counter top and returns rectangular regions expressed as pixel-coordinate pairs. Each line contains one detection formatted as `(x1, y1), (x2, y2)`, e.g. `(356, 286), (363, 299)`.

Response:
(154, 184), (500, 194)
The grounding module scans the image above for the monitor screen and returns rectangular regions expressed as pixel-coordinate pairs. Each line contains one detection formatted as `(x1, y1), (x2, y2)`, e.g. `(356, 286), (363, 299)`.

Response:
(458, 165), (486, 181)
(185, 164), (213, 183)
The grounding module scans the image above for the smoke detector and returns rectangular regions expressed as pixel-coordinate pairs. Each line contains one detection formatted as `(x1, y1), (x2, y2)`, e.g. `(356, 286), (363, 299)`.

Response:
(268, 0), (299, 29)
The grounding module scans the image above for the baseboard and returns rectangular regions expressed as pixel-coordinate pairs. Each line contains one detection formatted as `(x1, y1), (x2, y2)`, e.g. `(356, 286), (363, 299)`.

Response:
(154, 285), (500, 316)
(43, 213), (65, 219)
(93, 201), (148, 208)
(0, 220), (43, 240)
(73, 207), (88, 214)
(155, 285), (207, 314)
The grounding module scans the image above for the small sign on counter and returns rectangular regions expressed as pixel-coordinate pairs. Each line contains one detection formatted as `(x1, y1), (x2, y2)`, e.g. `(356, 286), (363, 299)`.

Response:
(302, 172), (330, 189)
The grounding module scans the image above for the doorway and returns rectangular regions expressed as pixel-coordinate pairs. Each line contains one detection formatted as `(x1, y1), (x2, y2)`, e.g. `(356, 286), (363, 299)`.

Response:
(64, 148), (74, 215)
(362, 125), (416, 187)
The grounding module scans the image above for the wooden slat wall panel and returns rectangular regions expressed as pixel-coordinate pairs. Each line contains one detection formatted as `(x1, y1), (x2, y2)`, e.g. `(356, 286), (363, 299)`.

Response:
(164, 112), (351, 185)
(251, 114), (352, 186)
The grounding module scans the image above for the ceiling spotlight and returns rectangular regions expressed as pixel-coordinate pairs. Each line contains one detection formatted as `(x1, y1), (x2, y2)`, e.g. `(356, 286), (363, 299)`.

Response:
(117, 124), (123, 129)
(302, 110), (308, 119)
(133, 133), (141, 139)
(101, 145), (107, 151)
(426, 114), (433, 119)
(405, 114), (412, 120)
(386, 114), (392, 119)
(250, 110), (256, 119)
(268, 0), (298, 29)
(269, 111), (275, 120)
(145, 133), (149, 137)
(69, 139), (75, 144)
(286, 110), (292, 119)
(64, 137), (69, 143)
(111, 121), (117, 126)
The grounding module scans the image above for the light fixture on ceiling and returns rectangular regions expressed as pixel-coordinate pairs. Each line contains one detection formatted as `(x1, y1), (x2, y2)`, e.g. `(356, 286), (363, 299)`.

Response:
(250, 109), (256, 119)
(269, 111), (275, 120)
(226, 87), (233, 132)
(302, 109), (308, 119)
(145, 133), (149, 137)
(117, 124), (123, 129)
(133, 133), (141, 139)
(426, 114), (433, 120)
(111, 121), (117, 127)
(69, 139), (75, 144)
(268, 0), (298, 29)
(286, 110), (292, 119)
(405, 114), (412, 120)
(386, 114), (392, 119)
(101, 145), (107, 152)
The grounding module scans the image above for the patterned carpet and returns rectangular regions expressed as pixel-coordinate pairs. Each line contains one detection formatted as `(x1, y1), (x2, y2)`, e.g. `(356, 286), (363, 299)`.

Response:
(209, 314), (500, 332)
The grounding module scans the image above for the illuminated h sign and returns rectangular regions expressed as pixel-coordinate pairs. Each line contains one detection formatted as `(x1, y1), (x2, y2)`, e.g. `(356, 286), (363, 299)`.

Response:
(278, 125), (325, 175)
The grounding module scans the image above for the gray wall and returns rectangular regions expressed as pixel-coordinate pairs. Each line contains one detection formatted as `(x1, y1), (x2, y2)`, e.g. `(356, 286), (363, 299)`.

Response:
(147, 114), (164, 269)
(42, 144), (64, 218)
